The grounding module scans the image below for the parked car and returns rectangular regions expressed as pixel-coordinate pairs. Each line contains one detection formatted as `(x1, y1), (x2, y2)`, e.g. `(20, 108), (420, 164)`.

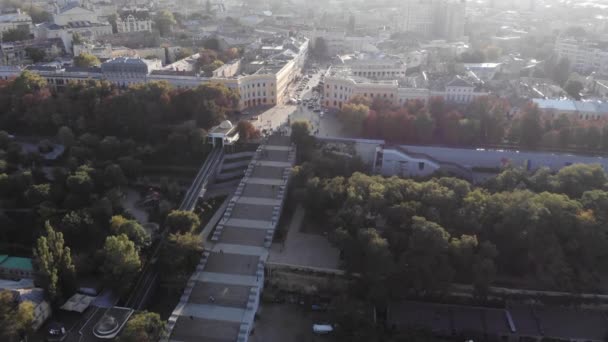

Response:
(313, 324), (333, 335)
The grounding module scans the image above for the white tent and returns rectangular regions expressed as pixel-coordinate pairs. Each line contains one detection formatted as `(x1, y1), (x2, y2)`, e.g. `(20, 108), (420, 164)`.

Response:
(60, 293), (96, 313)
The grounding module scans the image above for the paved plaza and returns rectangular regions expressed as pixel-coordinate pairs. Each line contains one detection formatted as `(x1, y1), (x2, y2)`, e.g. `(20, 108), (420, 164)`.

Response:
(167, 135), (295, 342)
(269, 206), (340, 270)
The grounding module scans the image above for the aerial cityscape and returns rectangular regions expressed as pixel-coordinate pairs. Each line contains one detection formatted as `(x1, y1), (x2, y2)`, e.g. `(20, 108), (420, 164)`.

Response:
(2, 0), (608, 341)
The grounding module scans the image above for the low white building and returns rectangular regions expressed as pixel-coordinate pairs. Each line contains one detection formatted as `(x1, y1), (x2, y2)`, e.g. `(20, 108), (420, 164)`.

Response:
(36, 21), (113, 51)
(53, 3), (99, 26)
(208, 120), (239, 147)
(444, 76), (486, 104)
(0, 11), (33, 34)
(323, 68), (487, 109)
(116, 13), (152, 33)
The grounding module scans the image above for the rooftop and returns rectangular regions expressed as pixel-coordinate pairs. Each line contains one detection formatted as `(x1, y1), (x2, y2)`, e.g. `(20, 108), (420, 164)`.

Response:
(0, 255), (33, 271)
(390, 301), (608, 341)
(533, 99), (608, 114)
(446, 76), (474, 88)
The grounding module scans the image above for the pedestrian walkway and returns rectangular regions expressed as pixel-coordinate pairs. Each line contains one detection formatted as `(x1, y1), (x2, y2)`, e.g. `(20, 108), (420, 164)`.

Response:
(166, 134), (295, 342)
(224, 218), (274, 230)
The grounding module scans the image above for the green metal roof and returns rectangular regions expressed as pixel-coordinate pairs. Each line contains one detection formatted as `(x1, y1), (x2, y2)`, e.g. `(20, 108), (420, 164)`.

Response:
(0, 256), (33, 271)
(0, 255), (8, 263)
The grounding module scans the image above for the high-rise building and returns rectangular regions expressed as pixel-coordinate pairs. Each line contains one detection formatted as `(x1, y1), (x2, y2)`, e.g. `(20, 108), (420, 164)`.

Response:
(398, 0), (435, 36)
(441, 0), (466, 41)
(397, 0), (466, 41)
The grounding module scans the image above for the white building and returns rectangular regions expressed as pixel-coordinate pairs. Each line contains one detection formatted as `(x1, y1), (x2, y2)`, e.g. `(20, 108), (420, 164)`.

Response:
(398, 0), (434, 36)
(0, 11), (33, 34)
(323, 67), (487, 109)
(444, 76), (485, 104)
(339, 53), (407, 80)
(116, 13), (152, 33)
(35, 21), (113, 52)
(0, 37), (309, 110)
(532, 98), (608, 120)
(555, 37), (608, 75)
(53, 3), (99, 26)
(304, 28), (379, 56)
(428, 0), (467, 41)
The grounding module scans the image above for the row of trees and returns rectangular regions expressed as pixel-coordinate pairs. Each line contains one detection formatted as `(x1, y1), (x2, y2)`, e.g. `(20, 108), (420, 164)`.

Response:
(337, 95), (608, 151)
(298, 163), (608, 301)
(0, 72), (238, 139)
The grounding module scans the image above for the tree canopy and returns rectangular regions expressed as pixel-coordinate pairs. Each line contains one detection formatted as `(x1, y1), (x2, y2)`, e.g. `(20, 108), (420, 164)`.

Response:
(33, 222), (76, 304)
(165, 210), (200, 233)
(0, 291), (34, 341)
(119, 311), (166, 342)
(303, 163), (608, 297)
(73, 53), (100, 68)
(101, 234), (142, 293)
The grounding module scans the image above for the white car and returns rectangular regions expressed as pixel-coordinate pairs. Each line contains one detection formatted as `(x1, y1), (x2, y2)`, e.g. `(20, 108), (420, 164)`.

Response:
(313, 324), (333, 335)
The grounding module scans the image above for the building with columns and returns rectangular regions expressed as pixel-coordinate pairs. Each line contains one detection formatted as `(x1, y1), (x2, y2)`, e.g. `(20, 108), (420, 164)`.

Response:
(0, 36), (309, 111)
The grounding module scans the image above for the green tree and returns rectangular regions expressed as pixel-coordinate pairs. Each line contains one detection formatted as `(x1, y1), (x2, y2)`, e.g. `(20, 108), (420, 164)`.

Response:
(0, 290), (35, 341)
(165, 210), (201, 233)
(107, 14), (118, 33)
(397, 217), (454, 293)
(119, 311), (166, 342)
(564, 80), (583, 100)
(101, 234), (142, 292)
(552, 58), (571, 86)
(414, 111), (435, 143)
(109, 216), (150, 250)
(10, 70), (46, 95)
(337, 103), (368, 135)
(73, 53), (100, 68)
(32, 222), (76, 303)
(291, 120), (315, 162)
(27, 6), (52, 24)
(236, 120), (260, 142)
(0, 131), (11, 149)
(553, 164), (607, 198)
(154, 10), (176, 36)
(518, 104), (543, 148)
(25, 47), (45, 63)
(103, 164), (127, 188)
(1, 28), (29, 42)
(159, 232), (202, 279)
(25, 183), (50, 206)
(57, 126), (75, 147)
(201, 59), (224, 76)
